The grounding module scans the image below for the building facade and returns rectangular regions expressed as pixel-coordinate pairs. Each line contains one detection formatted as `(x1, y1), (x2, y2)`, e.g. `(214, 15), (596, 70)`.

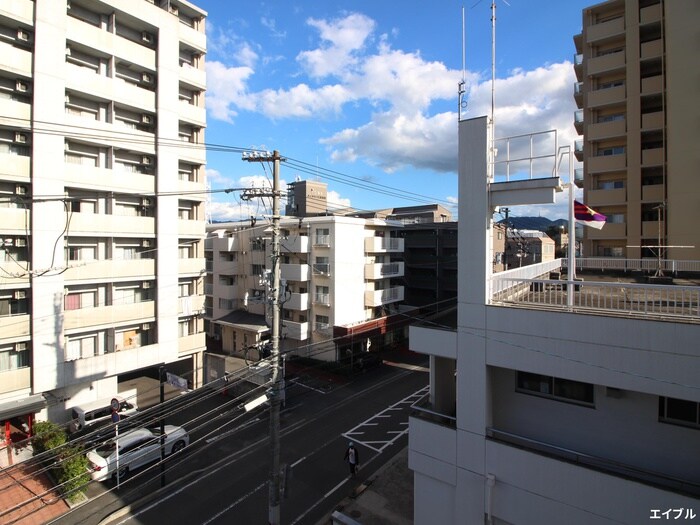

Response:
(409, 116), (699, 523)
(0, 0), (207, 439)
(574, 0), (700, 261)
(205, 214), (405, 364)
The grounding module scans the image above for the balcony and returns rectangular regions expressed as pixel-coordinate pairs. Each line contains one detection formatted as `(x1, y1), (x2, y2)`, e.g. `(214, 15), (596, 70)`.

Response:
(0, 0), (34, 25)
(216, 282), (239, 300)
(178, 101), (206, 127)
(642, 147), (664, 167)
(313, 293), (330, 306)
(587, 51), (625, 77)
(642, 220), (662, 238)
(588, 119), (626, 141)
(179, 294), (205, 316)
(178, 332), (205, 357)
(586, 16), (624, 44)
(64, 301), (155, 331)
(0, 261), (29, 286)
(588, 152), (626, 173)
(282, 320), (309, 341)
(281, 263), (310, 281)
(574, 110), (583, 134)
(588, 85), (625, 108)
(0, 367), (30, 395)
(574, 82), (583, 107)
(178, 24), (206, 53)
(212, 236), (236, 252)
(364, 261), (405, 280)
(68, 213), (155, 236)
(0, 41), (31, 76)
(642, 111), (664, 131)
(281, 236), (310, 253)
(213, 259), (239, 275)
(574, 139), (583, 161)
(0, 98), (30, 128)
(64, 164), (154, 194)
(0, 207), (30, 235)
(586, 222), (626, 239)
(642, 183), (664, 202)
(574, 168), (584, 189)
(179, 257), (206, 276)
(178, 219), (205, 237)
(64, 258), (155, 282)
(365, 237), (404, 253)
(285, 293), (309, 311)
(640, 3), (662, 25)
(0, 314), (30, 339)
(640, 39), (663, 61)
(587, 187), (626, 207)
(364, 286), (404, 307)
(574, 53), (583, 81)
(0, 153), (30, 181)
(641, 75), (662, 96)
(312, 263), (331, 276)
(65, 66), (156, 112)
(180, 63), (206, 90)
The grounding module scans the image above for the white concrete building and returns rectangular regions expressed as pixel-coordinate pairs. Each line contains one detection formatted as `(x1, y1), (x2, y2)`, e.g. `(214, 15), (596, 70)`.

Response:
(205, 215), (405, 364)
(0, 0), (207, 437)
(409, 116), (700, 524)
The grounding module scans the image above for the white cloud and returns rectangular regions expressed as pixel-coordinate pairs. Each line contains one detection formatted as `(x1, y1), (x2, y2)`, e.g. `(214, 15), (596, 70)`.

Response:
(205, 61), (255, 122)
(255, 83), (351, 119)
(326, 190), (352, 211)
(297, 13), (376, 78)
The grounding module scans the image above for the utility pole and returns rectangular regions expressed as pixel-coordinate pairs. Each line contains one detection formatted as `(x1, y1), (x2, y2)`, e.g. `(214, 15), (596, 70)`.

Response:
(241, 149), (284, 525)
(502, 207), (510, 270)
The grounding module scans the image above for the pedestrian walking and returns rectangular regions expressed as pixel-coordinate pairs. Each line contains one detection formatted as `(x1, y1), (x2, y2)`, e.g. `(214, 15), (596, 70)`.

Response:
(344, 441), (360, 476)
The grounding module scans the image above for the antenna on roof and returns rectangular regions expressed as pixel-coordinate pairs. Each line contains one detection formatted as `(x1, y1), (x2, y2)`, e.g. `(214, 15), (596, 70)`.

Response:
(458, 6), (468, 121)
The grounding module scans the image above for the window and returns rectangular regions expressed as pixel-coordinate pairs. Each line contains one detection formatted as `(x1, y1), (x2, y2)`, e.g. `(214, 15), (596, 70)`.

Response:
(315, 314), (329, 332)
(64, 290), (96, 310)
(607, 213), (625, 224)
(597, 113), (625, 123)
(516, 371), (594, 406)
(597, 180), (624, 190)
(219, 276), (236, 286)
(597, 146), (625, 156)
(218, 298), (235, 309)
(0, 292), (28, 317)
(252, 264), (265, 276)
(313, 256), (330, 275)
(66, 334), (97, 360)
(0, 344), (29, 371)
(597, 246), (625, 257)
(315, 285), (329, 305)
(115, 327), (142, 351)
(314, 228), (330, 246)
(659, 397), (700, 429)
(179, 319), (194, 337)
(65, 243), (97, 261)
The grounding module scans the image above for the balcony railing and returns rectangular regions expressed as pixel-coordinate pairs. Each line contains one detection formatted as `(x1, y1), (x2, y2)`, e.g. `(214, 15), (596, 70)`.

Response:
(410, 392), (456, 429)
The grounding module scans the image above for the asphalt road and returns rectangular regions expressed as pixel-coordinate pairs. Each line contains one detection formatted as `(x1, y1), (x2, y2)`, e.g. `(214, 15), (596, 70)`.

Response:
(50, 358), (428, 525)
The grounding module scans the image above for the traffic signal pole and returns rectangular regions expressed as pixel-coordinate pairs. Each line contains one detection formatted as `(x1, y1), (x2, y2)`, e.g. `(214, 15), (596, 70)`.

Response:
(242, 150), (283, 525)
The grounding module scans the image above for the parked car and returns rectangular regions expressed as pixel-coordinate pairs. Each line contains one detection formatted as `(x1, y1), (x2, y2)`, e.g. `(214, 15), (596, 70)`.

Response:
(86, 425), (189, 482)
(68, 396), (138, 434)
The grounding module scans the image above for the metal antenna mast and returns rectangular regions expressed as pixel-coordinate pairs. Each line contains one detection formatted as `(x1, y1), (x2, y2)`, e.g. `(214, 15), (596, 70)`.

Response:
(241, 149), (284, 525)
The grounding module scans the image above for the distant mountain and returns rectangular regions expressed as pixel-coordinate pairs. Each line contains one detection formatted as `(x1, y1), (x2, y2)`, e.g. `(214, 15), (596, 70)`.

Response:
(497, 216), (568, 233)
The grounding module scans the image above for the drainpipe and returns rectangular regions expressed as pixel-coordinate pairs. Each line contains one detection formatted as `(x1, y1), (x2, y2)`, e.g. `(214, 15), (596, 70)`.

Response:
(486, 473), (496, 525)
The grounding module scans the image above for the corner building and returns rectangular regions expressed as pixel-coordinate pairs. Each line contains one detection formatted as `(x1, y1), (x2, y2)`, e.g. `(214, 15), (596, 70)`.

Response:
(0, 0), (207, 433)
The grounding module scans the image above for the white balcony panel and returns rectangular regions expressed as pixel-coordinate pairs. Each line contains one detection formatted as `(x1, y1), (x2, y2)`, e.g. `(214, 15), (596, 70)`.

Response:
(178, 257), (206, 276)
(179, 24), (206, 53)
(281, 263), (310, 282)
(587, 153), (626, 173)
(285, 293), (309, 311)
(212, 236), (236, 252)
(364, 286), (404, 307)
(283, 320), (309, 341)
(409, 325), (457, 359)
(0, 0), (34, 25)
(65, 67), (156, 112)
(365, 261), (405, 279)
(0, 208), (30, 235)
(216, 284), (240, 300)
(63, 259), (155, 282)
(64, 301), (155, 331)
(68, 214), (155, 236)
(0, 314), (30, 339)
(0, 262), (30, 286)
(585, 16), (624, 44)
(178, 102), (206, 127)
(587, 85), (626, 108)
(64, 165), (154, 194)
(0, 41), (31, 76)
(178, 332), (205, 357)
(67, 18), (156, 70)
(212, 260), (239, 275)
(179, 294), (205, 315)
(0, 98), (30, 128)
(64, 115), (156, 155)
(177, 179), (206, 199)
(0, 153), (30, 181)
(0, 367), (30, 394)
(587, 52), (625, 76)
(178, 219), (205, 237)
(280, 236), (310, 253)
(178, 142), (207, 165)
(180, 64), (206, 90)
(409, 416), (457, 481)
(364, 237), (404, 253)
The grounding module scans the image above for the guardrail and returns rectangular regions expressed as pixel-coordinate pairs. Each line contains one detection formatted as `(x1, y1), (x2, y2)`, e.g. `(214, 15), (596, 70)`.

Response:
(563, 258), (700, 273)
(410, 392), (456, 428)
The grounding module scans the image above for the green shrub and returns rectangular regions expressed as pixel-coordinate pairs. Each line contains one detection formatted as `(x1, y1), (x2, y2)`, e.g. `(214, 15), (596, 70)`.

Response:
(32, 421), (67, 456)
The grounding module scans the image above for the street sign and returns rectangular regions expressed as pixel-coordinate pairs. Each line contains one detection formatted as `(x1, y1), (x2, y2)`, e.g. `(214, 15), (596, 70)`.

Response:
(166, 372), (188, 390)
(110, 398), (120, 412)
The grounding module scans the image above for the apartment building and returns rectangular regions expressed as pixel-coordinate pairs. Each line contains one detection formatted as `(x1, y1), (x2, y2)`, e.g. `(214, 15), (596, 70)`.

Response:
(505, 229), (555, 269)
(409, 115), (699, 523)
(574, 0), (700, 261)
(205, 214), (405, 363)
(0, 0), (207, 438)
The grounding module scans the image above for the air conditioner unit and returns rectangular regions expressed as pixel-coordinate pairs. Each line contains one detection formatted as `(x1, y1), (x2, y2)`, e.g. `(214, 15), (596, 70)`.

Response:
(141, 73), (153, 83)
(142, 281), (152, 288)
(15, 184), (28, 195)
(65, 46), (71, 56)
(169, 5), (179, 16)
(141, 197), (152, 206)
(14, 290), (27, 300)
(142, 323), (152, 330)
(141, 32), (154, 44)
(3, 238), (13, 247)
(15, 342), (28, 352)
(141, 114), (153, 124)
(15, 238), (27, 247)
(14, 133), (27, 144)
(141, 156), (153, 165)
(67, 0), (71, 9)
(17, 29), (29, 42)
(141, 239), (152, 248)
(15, 80), (28, 93)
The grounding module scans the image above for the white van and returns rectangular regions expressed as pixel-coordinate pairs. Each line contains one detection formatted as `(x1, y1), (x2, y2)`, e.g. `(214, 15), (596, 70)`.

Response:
(68, 397), (138, 433)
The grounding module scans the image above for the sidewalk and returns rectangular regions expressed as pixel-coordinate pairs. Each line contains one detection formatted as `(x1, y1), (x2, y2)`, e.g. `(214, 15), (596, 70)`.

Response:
(0, 461), (69, 525)
(317, 446), (413, 525)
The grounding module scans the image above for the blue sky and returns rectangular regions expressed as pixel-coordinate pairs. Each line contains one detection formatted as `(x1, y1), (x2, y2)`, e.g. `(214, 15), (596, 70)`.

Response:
(196, 0), (590, 222)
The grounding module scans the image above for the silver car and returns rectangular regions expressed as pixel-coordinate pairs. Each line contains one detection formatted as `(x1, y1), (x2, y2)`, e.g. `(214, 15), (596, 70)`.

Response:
(86, 425), (189, 482)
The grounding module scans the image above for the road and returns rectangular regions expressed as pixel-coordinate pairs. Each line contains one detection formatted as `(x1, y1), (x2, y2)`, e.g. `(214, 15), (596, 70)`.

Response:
(50, 358), (428, 525)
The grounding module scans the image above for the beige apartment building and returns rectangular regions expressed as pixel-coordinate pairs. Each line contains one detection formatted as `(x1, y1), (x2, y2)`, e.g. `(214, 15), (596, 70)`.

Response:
(574, 0), (700, 261)
(0, 0), (207, 439)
